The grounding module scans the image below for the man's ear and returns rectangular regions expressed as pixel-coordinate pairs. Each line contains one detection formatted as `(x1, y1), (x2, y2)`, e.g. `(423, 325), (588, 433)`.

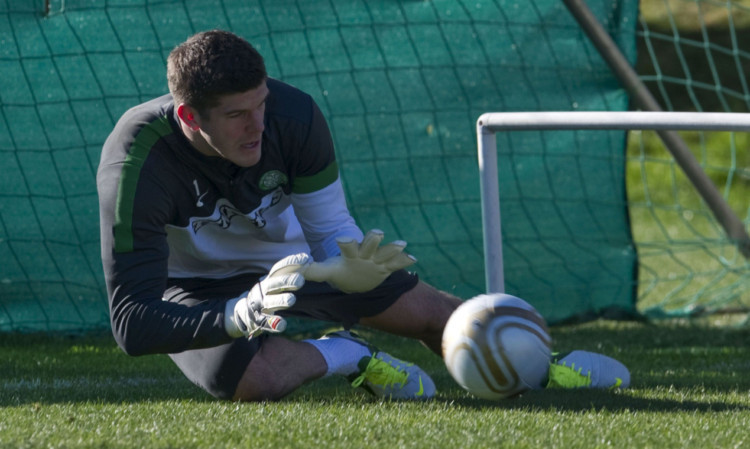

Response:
(177, 104), (200, 131)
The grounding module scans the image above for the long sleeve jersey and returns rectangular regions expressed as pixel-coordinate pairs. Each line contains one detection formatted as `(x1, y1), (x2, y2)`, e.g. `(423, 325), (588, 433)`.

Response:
(97, 78), (362, 356)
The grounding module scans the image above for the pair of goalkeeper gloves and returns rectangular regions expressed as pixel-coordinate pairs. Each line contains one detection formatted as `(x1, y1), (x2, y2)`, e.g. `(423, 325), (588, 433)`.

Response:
(224, 230), (416, 339)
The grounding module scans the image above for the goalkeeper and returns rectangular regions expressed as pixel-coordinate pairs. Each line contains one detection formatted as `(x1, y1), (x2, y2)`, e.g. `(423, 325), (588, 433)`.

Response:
(98, 30), (627, 402)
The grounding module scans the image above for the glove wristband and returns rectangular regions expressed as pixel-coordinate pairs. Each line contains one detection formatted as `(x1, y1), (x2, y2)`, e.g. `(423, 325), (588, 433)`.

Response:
(224, 295), (245, 338)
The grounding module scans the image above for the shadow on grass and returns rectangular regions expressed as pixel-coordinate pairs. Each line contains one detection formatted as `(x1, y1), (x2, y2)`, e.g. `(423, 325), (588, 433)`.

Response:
(2, 320), (749, 411)
(435, 389), (750, 413)
(0, 331), (213, 406)
(288, 376), (750, 414)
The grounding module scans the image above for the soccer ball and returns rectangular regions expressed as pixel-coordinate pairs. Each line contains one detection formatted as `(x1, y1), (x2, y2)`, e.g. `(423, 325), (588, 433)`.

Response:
(442, 293), (552, 400)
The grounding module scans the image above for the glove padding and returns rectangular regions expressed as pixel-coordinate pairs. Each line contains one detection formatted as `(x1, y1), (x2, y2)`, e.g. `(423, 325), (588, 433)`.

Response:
(225, 253), (310, 339)
(303, 229), (416, 293)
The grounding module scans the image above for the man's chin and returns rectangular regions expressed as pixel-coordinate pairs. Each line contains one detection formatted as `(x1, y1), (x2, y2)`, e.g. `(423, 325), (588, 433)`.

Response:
(229, 144), (262, 167)
(230, 160), (258, 168)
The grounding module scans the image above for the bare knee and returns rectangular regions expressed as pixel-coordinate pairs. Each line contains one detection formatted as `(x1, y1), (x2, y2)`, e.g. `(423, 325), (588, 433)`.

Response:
(360, 281), (462, 354)
(232, 337), (326, 402)
(233, 356), (287, 402)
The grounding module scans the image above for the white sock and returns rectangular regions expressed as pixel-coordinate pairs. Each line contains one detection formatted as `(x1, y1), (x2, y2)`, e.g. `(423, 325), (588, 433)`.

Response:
(303, 334), (372, 377)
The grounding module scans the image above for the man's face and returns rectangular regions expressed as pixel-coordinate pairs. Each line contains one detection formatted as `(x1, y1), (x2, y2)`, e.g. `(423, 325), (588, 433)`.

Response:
(191, 81), (269, 167)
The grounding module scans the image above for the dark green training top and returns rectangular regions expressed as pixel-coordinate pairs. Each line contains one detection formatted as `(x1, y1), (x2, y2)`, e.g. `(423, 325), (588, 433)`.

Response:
(97, 78), (363, 355)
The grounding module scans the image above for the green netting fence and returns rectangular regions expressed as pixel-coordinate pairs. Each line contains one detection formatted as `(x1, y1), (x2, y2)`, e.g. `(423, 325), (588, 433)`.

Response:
(2, 0), (746, 333)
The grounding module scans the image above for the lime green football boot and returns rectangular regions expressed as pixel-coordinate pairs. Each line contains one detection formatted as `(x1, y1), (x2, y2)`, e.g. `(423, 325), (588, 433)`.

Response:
(327, 331), (436, 400)
(547, 350), (630, 389)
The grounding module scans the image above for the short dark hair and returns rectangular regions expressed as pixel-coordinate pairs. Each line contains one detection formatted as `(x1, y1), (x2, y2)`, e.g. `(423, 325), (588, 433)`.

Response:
(167, 30), (267, 115)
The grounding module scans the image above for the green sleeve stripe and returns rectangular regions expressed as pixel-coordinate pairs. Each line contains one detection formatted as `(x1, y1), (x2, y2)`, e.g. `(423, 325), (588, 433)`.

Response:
(113, 116), (173, 253)
(292, 161), (339, 194)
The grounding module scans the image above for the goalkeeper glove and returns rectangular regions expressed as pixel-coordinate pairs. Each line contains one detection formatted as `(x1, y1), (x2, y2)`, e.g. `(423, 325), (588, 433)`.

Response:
(224, 253), (309, 339)
(303, 229), (417, 293)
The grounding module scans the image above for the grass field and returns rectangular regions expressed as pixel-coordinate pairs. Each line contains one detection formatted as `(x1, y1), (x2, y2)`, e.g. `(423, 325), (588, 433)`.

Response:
(2, 319), (749, 449)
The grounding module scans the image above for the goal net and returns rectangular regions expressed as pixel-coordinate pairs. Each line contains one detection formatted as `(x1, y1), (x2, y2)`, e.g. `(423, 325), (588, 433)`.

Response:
(633, 0), (750, 316)
(477, 111), (750, 323)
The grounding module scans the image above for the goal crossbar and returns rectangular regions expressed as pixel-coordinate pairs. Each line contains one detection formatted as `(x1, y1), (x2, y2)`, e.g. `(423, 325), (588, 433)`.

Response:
(476, 111), (750, 293)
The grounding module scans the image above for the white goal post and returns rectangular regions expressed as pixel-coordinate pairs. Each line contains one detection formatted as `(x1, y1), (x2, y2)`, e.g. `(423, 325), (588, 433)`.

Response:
(476, 111), (750, 293)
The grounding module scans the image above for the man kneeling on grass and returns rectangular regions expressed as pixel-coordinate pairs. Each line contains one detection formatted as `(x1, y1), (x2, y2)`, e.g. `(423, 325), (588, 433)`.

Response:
(97, 29), (629, 401)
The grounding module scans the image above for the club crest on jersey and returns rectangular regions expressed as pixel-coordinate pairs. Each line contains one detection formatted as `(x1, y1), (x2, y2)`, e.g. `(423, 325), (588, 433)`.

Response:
(259, 170), (288, 191)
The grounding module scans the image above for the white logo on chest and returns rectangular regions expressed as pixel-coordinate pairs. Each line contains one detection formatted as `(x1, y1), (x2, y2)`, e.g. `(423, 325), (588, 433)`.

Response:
(193, 179), (208, 207)
(191, 189), (283, 234)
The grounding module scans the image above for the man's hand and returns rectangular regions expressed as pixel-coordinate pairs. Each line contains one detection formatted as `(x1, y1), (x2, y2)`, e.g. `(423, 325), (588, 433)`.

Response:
(224, 253), (310, 339)
(303, 229), (416, 293)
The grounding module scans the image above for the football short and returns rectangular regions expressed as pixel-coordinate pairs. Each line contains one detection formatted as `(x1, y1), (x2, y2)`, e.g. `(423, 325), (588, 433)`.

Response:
(163, 269), (419, 400)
